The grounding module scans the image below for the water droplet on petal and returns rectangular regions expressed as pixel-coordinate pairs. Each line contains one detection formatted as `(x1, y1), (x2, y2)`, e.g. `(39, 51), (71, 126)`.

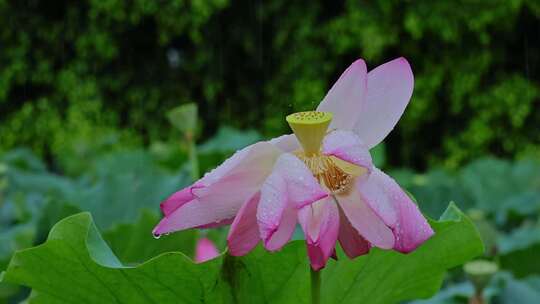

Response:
(153, 232), (161, 239)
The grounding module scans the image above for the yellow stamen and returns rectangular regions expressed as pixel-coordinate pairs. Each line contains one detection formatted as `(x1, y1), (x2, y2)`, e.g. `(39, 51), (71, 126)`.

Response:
(330, 156), (367, 177)
(286, 111), (332, 156)
(294, 153), (366, 194)
(286, 111), (367, 194)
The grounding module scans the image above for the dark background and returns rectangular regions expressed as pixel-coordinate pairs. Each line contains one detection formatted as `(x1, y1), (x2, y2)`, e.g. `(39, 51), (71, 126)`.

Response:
(1, 0), (538, 171)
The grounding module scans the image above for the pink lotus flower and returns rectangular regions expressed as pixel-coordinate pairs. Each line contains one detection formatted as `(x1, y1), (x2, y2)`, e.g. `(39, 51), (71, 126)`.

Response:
(153, 57), (434, 270)
(194, 238), (220, 263)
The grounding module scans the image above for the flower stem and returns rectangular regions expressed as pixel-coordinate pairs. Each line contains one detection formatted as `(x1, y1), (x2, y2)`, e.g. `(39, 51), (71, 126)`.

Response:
(310, 268), (321, 304)
(469, 289), (485, 304)
(186, 133), (200, 180)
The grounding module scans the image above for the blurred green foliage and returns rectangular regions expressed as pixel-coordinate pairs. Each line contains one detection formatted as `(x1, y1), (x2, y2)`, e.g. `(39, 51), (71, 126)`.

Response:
(0, 0), (538, 169)
(1, 204), (482, 304)
(0, 126), (257, 301)
(1, 141), (539, 303)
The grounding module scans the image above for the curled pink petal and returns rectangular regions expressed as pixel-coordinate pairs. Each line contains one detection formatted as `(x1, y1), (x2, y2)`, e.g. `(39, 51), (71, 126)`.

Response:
(195, 218), (234, 229)
(298, 197), (340, 270)
(322, 130), (373, 172)
(153, 142), (280, 236)
(264, 203), (297, 251)
(336, 185), (395, 249)
(192, 142), (281, 200)
(257, 163), (295, 251)
(227, 192), (261, 256)
(263, 154), (329, 209)
(338, 206), (370, 258)
(357, 168), (434, 253)
(317, 59), (368, 130)
(257, 154), (328, 251)
(160, 183), (203, 216)
(153, 198), (233, 236)
(354, 57), (414, 148)
(195, 238), (220, 263)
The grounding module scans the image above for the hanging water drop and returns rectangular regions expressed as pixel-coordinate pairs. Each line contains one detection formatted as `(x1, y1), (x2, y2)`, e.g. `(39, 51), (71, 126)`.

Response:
(153, 232), (161, 239)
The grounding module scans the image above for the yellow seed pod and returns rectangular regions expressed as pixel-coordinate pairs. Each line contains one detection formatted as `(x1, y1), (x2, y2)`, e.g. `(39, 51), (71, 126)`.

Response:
(286, 111), (332, 156)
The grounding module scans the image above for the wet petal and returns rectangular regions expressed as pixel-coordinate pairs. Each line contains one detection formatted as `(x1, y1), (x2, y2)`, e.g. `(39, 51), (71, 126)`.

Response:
(192, 141), (281, 201)
(263, 203), (297, 251)
(269, 134), (299, 152)
(227, 192), (261, 256)
(337, 206), (370, 258)
(357, 168), (434, 253)
(354, 57), (414, 148)
(266, 154), (329, 209)
(153, 198), (233, 235)
(195, 218), (234, 229)
(322, 130), (373, 172)
(160, 183), (203, 216)
(195, 238), (220, 263)
(336, 185), (395, 249)
(298, 197), (339, 270)
(317, 59), (368, 130)
(154, 141), (280, 235)
(257, 154), (328, 251)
